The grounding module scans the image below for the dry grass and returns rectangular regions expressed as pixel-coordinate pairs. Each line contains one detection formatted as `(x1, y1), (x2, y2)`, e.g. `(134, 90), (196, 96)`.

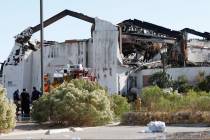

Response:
(121, 111), (210, 125)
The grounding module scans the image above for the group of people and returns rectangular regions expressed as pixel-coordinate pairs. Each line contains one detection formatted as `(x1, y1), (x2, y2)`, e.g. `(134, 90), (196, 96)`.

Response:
(13, 87), (42, 117)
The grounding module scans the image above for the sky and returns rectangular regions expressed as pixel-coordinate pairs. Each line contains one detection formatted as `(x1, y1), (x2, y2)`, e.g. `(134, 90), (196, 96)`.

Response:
(0, 0), (210, 62)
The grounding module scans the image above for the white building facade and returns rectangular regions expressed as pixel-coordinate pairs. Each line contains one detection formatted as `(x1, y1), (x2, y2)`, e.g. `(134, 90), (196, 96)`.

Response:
(3, 17), (210, 99)
(3, 18), (129, 99)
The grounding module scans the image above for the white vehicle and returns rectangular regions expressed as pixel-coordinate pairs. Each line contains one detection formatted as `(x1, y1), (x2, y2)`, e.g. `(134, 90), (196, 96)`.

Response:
(67, 64), (84, 72)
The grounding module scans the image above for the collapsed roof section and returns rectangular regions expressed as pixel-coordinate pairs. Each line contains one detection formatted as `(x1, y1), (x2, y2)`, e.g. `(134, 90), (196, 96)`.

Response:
(118, 19), (182, 67)
(118, 19), (210, 68)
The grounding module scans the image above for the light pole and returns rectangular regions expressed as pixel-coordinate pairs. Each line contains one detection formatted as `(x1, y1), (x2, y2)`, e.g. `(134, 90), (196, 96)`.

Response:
(40, 0), (44, 94)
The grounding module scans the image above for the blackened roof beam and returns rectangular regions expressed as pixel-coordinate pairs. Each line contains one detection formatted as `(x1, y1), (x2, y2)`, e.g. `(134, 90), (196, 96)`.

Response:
(181, 28), (210, 40)
(32, 9), (95, 34)
(120, 19), (181, 38)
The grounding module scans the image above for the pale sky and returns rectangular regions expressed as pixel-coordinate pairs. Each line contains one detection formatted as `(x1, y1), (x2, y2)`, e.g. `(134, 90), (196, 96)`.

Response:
(0, 0), (210, 62)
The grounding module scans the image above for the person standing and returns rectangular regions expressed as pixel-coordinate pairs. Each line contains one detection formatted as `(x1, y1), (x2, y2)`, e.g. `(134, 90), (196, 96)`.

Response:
(20, 89), (30, 117)
(31, 87), (41, 102)
(13, 89), (20, 115)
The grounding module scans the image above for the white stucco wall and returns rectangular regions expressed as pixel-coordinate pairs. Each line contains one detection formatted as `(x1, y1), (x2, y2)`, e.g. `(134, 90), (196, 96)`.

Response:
(31, 40), (89, 90)
(187, 39), (210, 63)
(2, 43), (33, 99)
(92, 18), (120, 94)
(188, 47), (210, 63)
(117, 66), (129, 94)
(136, 67), (210, 91)
(3, 40), (90, 99)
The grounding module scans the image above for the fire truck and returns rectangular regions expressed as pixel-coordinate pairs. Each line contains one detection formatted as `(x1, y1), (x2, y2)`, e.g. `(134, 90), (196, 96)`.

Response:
(44, 64), (96, 92)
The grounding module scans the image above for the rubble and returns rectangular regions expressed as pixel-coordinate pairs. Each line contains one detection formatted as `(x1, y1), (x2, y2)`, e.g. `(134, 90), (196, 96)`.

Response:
(15, 27), (33, 44)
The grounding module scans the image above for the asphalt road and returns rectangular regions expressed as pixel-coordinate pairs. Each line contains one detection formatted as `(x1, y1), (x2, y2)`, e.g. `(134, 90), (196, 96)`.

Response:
(1, 125), (210, 139)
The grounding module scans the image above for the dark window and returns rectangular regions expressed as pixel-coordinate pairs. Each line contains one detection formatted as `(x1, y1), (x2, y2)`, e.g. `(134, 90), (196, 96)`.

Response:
(15, 49), (20, 55)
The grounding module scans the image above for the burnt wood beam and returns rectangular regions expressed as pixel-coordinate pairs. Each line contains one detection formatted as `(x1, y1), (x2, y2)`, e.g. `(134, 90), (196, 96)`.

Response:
(32, 9), (95, 33)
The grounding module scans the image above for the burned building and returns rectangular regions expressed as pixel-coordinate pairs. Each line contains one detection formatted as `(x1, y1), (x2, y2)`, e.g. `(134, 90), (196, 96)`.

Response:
(2, 10), (210, 99)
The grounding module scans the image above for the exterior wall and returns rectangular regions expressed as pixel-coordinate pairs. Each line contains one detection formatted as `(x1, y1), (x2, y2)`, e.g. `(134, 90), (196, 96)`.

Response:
(91, 18), (120, 94)
(117, 66), (129, 94)
(2, 43), (33, 99)
(3, 40), (89, 99)
(136, 67), (210, 91)
(22, 50), (33, 95)
(188, 47), (210, 63)
(31, 40), (89, 91)
(187, 39), (210, 63)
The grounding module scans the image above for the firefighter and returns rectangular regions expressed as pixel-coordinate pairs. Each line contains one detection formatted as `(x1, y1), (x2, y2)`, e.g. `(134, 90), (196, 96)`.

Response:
(20, 89), (30, 117)
(31, 87), (41, 102)
(13, 89), (20, 115)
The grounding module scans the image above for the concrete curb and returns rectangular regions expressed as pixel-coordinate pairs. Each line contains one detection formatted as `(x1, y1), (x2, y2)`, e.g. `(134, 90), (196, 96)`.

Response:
(46, 128), (71, 135)
(0, 127), (85, 136)
(0, 130), (47, 136)
(106, 122), (121, 126)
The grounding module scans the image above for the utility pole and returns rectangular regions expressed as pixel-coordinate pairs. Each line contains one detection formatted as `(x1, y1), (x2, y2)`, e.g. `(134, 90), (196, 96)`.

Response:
(40, 0), (44, 94)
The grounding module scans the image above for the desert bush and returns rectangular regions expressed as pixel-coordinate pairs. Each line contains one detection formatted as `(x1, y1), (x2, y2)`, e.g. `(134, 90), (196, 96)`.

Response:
(0, 85), (16, 133)
(141, 86), (163, 110)
(32, 79), (113, 126)
(183, 90), (210, 112)
(71, 79), (103, 92)
(140, 86), (210, 113)
(110, 94), (130, 119)
(31, 95), (52, 122)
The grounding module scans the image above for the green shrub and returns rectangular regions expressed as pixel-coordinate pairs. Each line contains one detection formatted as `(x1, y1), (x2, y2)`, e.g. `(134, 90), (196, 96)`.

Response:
(31, 95), (52, 122)
(110, 95), (130, 119)
(173, 75), (192, 93)
(141, 86), (163, 110)
(32, 79), (113, 126)
(196, 75), (210, 92)
(140, 86), (210, 112)
(0, 85), (16, 133)
(71, 79), (103, 92)
(149, 71), (172, 88)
